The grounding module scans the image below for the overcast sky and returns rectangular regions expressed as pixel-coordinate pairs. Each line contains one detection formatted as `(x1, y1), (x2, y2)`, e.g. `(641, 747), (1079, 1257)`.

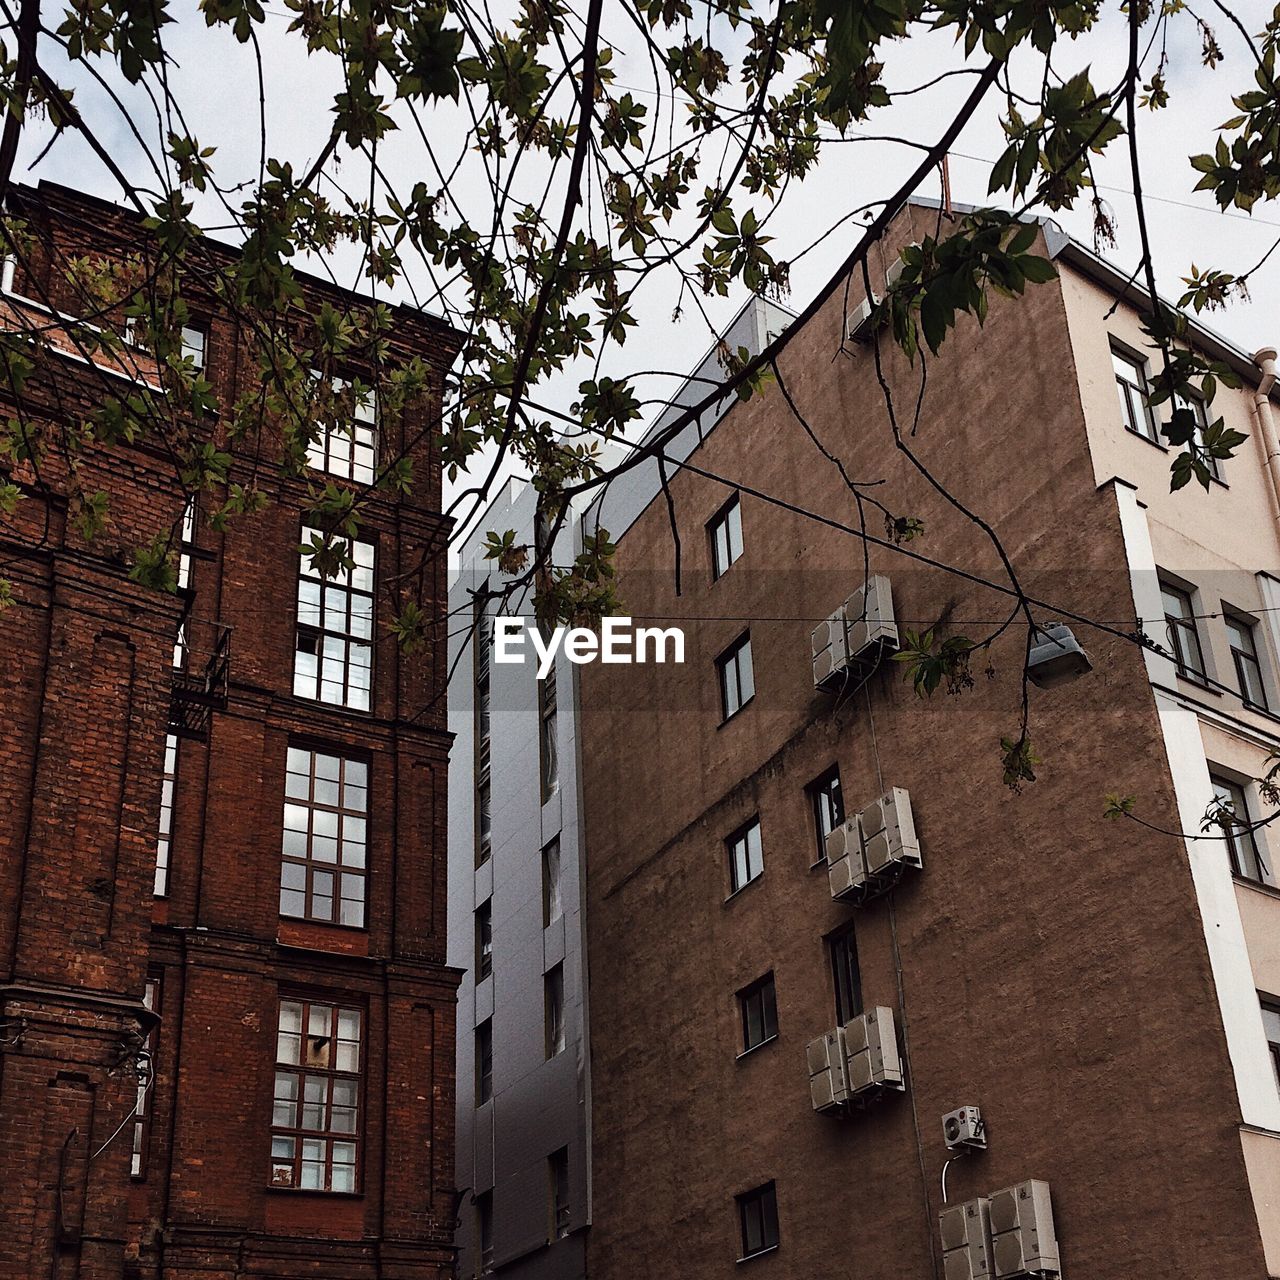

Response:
(18, 0), (1280, 529)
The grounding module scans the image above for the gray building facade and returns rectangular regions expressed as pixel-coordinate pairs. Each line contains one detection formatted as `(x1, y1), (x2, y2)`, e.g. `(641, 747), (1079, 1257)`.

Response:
(446, 295), (791, 1278)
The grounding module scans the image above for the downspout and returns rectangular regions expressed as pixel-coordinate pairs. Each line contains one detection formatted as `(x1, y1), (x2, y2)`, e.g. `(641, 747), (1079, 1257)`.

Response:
(1251, 347), (1280, 524)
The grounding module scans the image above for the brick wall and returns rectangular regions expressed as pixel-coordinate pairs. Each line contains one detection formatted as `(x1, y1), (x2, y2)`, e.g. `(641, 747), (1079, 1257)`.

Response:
(0, 182), (462, 1280)
(579, 211), (1269, 1278)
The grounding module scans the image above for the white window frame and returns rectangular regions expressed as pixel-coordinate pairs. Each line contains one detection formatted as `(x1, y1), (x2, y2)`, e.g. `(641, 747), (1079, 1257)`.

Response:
(294, 528), (376, 711)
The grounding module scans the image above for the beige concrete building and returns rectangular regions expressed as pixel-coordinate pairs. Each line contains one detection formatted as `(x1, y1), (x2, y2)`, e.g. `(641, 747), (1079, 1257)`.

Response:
(1061, 237), (1280, 1272)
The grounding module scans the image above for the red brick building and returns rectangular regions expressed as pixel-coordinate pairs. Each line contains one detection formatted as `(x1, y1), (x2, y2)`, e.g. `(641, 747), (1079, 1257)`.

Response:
(0, 182), (462, 1280)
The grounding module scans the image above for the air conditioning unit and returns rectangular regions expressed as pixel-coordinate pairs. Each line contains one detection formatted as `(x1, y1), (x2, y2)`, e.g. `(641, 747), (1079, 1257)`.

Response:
(843, 574), (899, 662)
(858, 786), (922, 880)
(846, 292), (881, 342)
(806, 1027), (851, 1113)
(825, 819), (864, 899)
(943, 1105), (987, 1152)
(884, 253), (909, 292)
(811, 610), (849, 691)
(989, 1181), (1060, 1278)
(843, 1006), (904, 1096)
(940, 1197), (994, 1280)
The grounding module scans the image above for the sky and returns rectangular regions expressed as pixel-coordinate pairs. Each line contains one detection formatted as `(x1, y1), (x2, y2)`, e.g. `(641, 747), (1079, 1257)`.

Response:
(16, 0), (1280, 536)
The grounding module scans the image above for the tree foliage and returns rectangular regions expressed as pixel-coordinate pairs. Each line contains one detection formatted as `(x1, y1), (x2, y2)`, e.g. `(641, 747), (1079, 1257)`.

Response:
(0, 0), (1276, 785)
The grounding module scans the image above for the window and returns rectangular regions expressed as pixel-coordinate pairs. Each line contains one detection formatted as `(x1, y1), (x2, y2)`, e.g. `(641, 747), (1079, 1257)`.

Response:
(182, 324), (206, 371)
(130, 976), (160, 1177)
(307, 375), (378, 484)
(123, 318), (206, 372)
(475, 604), (491, 769)
(829, 926), (862, 1025)
(709, 494), (743, 580)
(542, 838), (563, 927)
(548, 1147), (570, 1240)
(716, 633), (755, 720)
(736, 1182), (779, 1260)
(270, 998), (362, 1192)
(280, 746), (368, 927)
(477, 1190), (494, 1274)
(727, 818), (764, 894)
(1226, 613), (1269, 711)
(1262, 1000), (1280, 1094)
(476, 901), (493, 982)
(154, 732), (178, 897)
(1112, 345), (1157, 442)
(807, 767), (844, 864)
(737, 974), (778, 1054)
(539, 661), (559, 803)
(476, 777), (492, 869)
(1211, 774), (1273, 886)
(1161, 582), (1206, 680)
(475, 601), (492, 867)
(1176, 393), (1222, 481)
(545, 965), (565, 1058)
(294, 528), (375, 710)
(476, 1019), (493, 1105)
(173, 496), (197, 668)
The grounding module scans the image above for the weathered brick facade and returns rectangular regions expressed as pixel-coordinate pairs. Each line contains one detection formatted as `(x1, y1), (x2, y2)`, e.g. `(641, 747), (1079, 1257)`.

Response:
(0, 183), (462, 1280)
(579, 208), (1274, 1278)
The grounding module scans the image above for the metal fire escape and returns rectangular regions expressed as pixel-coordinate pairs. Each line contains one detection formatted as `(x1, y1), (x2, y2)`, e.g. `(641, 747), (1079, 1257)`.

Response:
(168, 620), (231, 740)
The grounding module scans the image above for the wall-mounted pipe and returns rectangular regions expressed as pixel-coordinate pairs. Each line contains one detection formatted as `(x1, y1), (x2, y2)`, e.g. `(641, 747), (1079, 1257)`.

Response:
(1251, 347), (1280, 523)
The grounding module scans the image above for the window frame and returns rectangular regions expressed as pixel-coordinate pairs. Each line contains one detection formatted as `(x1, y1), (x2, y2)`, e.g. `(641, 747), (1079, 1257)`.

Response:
(708, 492), (744, 581)
(829, 925), (863, 1026)
(476, 1018), (494, 1106)
(269, 996), (363, 1194)
(544, 964), (566, 1059)
(1261, 997), (1280, 1096)
(476, 1189), (495, 1275)
(726, 817), (764, 896)
(130, 975), (161, 1178)
(1225, 611), (1270, 712)
(1175, 391), (1223, 482)
(539, 661), (559, 803)
(172, 496), (197, 668)
(736, 1181), (780, 1261)
(154, 732), (179, 897)
(807, 766), (844, 866)
(542, 837), (563, 928)
(548, 1146), (571, 1241)
(1111, 342), (1159, 443)
(294, 527), (376, 712)
(1210, 772), (1273, 887)
(476, 900), (493, 982)
(737, 973), (779, 1056)
(306, 374), (379, 484)
(1160, 580), (1208, 682)
(716, 632), (755, 722)
(280, 745), (369, 929)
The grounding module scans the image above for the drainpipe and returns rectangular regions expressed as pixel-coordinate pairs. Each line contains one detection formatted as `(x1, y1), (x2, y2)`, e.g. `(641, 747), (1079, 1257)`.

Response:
(1251, 347), (1280, 525)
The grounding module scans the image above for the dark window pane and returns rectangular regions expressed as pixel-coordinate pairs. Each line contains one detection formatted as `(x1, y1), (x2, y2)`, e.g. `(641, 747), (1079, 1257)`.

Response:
(710, 495), (744, 580)
(1211, 774), (1273, 886)
(739, 974), (778, 1052)
(737, 1182), (779, 1258)
(808, 767), (844, 862)
(830, 928), (862, 1025)
(727, 819), (764, 894)
(1161, 583), (1206, 679)
(1226, 615), (1269, 710)
(717, 634), (754, 720)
